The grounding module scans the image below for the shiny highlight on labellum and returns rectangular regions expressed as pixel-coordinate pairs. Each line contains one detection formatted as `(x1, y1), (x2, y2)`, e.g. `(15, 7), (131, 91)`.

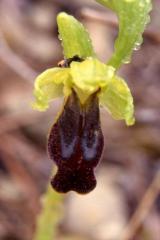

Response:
(47, 57), (104, 194)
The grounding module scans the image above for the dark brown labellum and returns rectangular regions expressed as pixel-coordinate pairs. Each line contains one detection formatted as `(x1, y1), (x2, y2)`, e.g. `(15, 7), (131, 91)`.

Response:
(48, 91), (104, 194)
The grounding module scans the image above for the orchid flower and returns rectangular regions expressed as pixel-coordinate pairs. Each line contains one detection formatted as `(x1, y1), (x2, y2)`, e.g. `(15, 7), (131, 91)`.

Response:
(32, 0), (152, 194)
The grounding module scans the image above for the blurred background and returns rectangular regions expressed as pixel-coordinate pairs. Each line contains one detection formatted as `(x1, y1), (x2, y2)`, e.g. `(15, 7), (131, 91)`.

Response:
(0, 0), (160, 240)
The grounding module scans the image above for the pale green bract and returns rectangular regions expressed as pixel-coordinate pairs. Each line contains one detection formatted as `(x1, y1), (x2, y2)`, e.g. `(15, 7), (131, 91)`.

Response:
(96, 0), (152, 68)
(32, 11), (139, 126)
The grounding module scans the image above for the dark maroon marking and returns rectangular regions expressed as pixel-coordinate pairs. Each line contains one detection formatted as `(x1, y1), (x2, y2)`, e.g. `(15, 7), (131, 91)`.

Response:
(48, 91), (104, 194)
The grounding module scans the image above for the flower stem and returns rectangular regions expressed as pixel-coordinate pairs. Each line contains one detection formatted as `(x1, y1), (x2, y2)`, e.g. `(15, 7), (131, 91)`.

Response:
(33, 180), (63, 240)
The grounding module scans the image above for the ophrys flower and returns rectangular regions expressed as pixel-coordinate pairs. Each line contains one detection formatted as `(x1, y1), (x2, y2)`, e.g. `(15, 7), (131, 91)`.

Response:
(32, 7), (152, 193)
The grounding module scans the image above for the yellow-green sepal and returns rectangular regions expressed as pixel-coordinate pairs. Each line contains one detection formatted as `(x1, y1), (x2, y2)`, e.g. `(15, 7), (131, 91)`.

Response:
(70, 58), (115, 104)
(57, 12), (95, 59)
(99, 75), (135, 126)
(96, 0), (152, 69)
(32, 68), (70, 111)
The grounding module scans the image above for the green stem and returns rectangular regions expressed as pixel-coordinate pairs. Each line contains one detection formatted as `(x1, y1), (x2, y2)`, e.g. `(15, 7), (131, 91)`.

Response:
(33, 180), (63, 240)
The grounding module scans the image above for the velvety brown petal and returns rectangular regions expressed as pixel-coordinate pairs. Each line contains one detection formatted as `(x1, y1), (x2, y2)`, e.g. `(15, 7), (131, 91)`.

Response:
(48, 90), (104, 194)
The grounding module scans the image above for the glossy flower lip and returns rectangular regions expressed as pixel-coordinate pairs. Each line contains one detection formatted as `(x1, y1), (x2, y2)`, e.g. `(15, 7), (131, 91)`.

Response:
(32, 57), (135, 126)
(48, 90), (104, 194)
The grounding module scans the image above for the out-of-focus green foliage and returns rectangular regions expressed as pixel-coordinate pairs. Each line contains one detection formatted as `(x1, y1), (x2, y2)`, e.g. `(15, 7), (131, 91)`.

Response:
(33, 186), (63, 240)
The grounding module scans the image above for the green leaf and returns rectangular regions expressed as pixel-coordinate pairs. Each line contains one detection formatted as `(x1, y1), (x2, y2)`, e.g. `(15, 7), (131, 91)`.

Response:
(57, 12), (95, 59)
(96, 0), (152, 69)
(70, 58), (115, 104)
(99, 75), (135, 125)
(32, 68), (70, 111)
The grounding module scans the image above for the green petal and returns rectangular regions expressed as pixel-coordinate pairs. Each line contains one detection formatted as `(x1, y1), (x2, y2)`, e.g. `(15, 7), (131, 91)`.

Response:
(70, 58), (115, 104)
(32, 68), (70, 111)
(57, 12), (95, 59)
(99, 75), (135, 125)
(96, 0), (152, 69)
